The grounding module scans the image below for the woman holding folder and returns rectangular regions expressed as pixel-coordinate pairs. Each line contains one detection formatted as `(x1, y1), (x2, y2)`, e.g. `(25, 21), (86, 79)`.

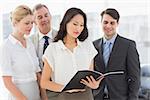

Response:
(41, 7), (104, 100)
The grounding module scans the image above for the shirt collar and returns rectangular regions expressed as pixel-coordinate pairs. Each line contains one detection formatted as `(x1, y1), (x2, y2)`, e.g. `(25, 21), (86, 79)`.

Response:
(103, 33), (117, 44)
(8, 34), (20, 45)
(58, 39), (82, 50)
(76, 39), (82, 46)
(38, 29), (53, 40)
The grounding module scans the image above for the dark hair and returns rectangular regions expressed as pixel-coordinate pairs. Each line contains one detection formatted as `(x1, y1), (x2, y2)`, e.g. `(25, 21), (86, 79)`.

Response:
(54, 7), (88, 42)
(101, 8), (120, 22)
(32, 3), (49, 13)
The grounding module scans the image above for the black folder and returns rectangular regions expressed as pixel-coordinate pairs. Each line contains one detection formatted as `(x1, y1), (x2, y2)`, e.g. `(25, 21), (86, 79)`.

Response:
(62, 70), (124, 91)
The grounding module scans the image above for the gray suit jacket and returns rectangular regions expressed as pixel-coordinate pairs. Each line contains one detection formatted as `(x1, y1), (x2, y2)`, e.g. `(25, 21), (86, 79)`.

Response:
(93, 35), (140, 100)
(30, 29), (57, 69)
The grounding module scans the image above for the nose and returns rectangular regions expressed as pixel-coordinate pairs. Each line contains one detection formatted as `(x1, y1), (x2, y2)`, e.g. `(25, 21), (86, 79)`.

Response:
(41, 16), (47, 22)
(105, 23), (112, 28)
(28, 23), (33, 29)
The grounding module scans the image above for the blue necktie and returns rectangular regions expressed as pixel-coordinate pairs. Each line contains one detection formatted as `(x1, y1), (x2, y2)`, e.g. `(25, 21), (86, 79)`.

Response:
(43, 36), (49, 54)
(103, 41), (111, 66)
(103, 41), (111, 95)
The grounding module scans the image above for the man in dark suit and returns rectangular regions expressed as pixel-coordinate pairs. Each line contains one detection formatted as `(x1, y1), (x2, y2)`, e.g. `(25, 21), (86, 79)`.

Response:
(93, 8), (140, 100)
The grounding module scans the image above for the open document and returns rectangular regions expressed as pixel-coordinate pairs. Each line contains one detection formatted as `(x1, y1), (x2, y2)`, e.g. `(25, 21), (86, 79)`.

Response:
(62, 70), (124, 91)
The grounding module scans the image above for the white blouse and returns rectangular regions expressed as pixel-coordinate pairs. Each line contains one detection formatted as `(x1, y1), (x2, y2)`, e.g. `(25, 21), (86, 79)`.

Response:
(43, 39), (97, 86)
(0, 35), (41, 84)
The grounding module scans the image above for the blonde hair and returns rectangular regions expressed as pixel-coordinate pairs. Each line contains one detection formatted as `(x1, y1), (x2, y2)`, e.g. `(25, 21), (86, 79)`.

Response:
(10, 5), (33, 24)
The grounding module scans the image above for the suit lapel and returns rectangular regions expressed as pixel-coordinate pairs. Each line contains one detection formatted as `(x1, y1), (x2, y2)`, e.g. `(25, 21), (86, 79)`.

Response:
(95, 39), (103, 58)
(96, 39), (106, 69)
(99, 39), (104, 64)
(107, 35), (120, 66)
(51, 30), (57, 41)
(34, 33), (40, 57)
(100, 39), (106, 68)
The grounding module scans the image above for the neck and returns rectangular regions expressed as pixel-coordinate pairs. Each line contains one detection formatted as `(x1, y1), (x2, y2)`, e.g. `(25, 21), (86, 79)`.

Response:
(63, 36), (77, 52)
(40, 27), (51, 35)
(105, 33), (116, 40)
(105, 35), (112, 40)
(64, 36), (77, 45)
(12, 32), (25, 42)
(12, 32), (26, 48)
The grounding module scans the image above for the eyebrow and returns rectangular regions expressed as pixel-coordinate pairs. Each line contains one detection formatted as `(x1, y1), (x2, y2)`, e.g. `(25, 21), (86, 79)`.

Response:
(104, 20), (116, 23)
(72, 20), (84, 24)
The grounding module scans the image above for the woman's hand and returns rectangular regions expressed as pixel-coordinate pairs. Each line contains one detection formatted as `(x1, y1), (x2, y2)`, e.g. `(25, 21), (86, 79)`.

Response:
(80, 75), (104, 89)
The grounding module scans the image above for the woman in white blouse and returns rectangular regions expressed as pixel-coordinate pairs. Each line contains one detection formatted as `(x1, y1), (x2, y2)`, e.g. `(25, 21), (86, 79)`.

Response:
(41, 7), (104, 100)
(0, 5), (41, 100)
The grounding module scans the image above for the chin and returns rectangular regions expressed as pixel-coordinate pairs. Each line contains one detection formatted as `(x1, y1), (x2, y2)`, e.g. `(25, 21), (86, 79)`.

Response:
(105, 32), (112, 36)
(25, 33), (30, 36)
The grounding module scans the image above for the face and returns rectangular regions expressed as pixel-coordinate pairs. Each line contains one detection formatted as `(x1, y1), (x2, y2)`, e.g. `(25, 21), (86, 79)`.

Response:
(34, 7), (51, 34)
(101, 14), (118, 39)
(15, 14), (33, 36)
(66, 14), (84, 39)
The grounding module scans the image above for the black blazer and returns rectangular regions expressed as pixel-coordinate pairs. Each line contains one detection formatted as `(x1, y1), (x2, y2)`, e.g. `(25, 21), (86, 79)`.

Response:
(93, 35), (140, 100)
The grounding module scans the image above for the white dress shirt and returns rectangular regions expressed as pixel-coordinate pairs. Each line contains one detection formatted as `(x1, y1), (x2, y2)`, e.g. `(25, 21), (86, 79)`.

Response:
(0, 35), (41, 84)
(43, 39), (97, 86)
(37, 30), (53, 69)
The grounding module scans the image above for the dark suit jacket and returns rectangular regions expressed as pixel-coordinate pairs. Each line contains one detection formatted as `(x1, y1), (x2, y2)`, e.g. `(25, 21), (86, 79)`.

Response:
(93, 35), (140, 100)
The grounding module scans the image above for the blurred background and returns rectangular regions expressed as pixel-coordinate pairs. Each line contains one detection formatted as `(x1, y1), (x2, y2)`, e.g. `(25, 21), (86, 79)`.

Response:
(0, 0), (150, 99)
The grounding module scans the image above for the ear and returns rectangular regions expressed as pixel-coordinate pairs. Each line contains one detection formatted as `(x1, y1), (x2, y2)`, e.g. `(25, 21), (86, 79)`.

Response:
(116, 22), (119, 27)
(117, 21), (119, 25)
